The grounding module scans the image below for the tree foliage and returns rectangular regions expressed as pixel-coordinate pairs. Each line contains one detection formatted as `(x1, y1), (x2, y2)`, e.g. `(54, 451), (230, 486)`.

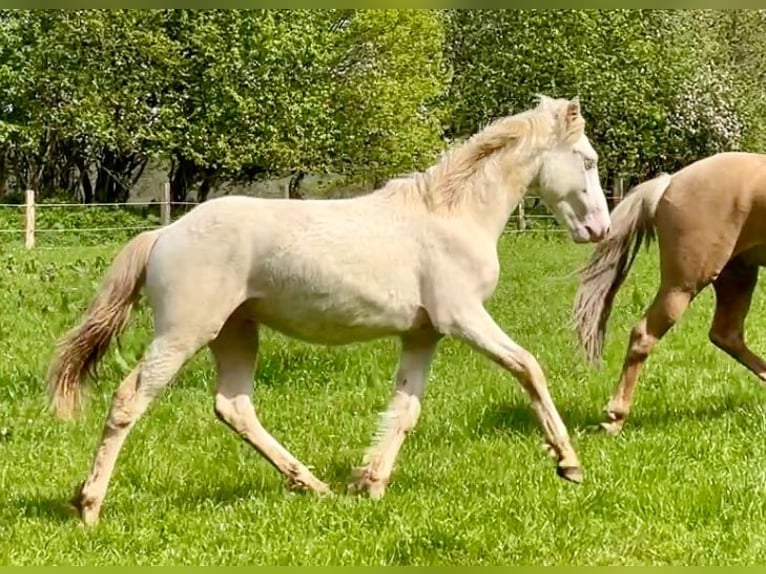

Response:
(0, 9), (764, 203)
(0, 10), (176, 201)
(0, 9), (448, 202)
(445, 9), (766, 188)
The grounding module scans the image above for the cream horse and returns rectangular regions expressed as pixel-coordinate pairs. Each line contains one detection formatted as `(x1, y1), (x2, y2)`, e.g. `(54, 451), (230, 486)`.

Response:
(48, 95), (611, 526)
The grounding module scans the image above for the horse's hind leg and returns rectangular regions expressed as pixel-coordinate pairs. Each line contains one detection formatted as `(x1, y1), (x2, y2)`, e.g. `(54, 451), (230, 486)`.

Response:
(73, 332), (209, 526)
(602, 286), (694, 435)
(709, 260), (766, 380)
(210, 307), (329, 495)
(72, 273), (246, 526)
(350, 331), (440, 499)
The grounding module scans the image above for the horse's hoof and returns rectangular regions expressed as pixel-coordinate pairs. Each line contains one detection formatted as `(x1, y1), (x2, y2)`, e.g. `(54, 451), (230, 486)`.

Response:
(70, 482), (101, 526)
(367, 481), (387, 500)
(287, 475), (332, 497)
(80, 506), (101, 527)
(348, 468), (387, 499)
(314, 483), (334, 498)
(556, 464), (584, 484)
(599, 420), (624, 436)
(541, 441), (557, 459)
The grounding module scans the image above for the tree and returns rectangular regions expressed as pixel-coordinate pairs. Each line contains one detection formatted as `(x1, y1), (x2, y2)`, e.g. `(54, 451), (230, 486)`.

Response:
(158, 9), (449, 202)
(443, 9), (753, 189)
(323, 9), (449, 187)
(663, 10), (766, 161)
(0, 10), (176, 202)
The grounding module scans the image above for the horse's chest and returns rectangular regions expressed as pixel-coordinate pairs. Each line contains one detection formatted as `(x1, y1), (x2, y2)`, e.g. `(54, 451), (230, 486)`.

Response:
(471, 257), (501, 301)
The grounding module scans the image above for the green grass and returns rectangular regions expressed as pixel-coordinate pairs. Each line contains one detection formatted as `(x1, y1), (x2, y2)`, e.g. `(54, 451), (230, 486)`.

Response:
(3, 233), (766, 565)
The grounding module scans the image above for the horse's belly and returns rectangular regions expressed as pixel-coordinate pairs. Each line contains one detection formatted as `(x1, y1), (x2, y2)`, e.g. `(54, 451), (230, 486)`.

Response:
(245, 294), (425, 346)
(245, 231), (428, 344)
(739, 244), (766, 267)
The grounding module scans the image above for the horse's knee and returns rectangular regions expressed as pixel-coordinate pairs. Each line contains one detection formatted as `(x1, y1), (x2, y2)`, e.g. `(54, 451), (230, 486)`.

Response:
(627, 324), (654, 362)
(213, 393), (253, 433)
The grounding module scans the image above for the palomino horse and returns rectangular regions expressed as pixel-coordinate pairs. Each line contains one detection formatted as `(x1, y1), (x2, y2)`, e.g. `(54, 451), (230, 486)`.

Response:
(574, 151), (766, 435)
(48, 96), (611, 525)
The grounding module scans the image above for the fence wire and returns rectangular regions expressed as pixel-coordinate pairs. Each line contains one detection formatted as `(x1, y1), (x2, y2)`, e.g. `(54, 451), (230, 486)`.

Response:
(0, 197), (565, 241)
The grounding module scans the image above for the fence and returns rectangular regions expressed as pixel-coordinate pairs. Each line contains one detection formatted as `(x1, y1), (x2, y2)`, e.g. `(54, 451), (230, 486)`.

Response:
(1, 176), (629, 249)
(0, 183), (198, 250)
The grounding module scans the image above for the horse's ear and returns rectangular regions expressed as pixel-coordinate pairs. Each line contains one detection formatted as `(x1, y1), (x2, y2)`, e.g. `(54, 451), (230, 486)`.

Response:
(535, 93), (554, 111)
(566, 96), (581, 120)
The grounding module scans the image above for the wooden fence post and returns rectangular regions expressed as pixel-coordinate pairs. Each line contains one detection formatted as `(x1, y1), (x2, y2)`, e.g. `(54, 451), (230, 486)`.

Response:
(517, 199), (526, 231)
(25, 188), (35, 249)
(161, 181), (171, 226)
(612, 175), (625, 209)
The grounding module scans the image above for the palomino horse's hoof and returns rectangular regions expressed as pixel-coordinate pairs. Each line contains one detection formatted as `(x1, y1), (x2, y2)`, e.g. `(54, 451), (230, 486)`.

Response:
(556, 465), (584, 484)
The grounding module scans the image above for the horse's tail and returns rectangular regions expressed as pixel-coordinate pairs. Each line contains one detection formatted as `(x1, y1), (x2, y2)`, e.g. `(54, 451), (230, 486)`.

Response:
(47, 230), (161, 420)
(572, 173), (673, 366)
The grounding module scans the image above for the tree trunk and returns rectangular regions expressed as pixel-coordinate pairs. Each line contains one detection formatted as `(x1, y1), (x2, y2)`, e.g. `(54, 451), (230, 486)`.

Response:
(93, 150), (146, 203)
(75, 156), (93, 203)
(288, 170), (306, 199)
(169, 155), (198, 204)
(0, 153), (7, 199)
(196, 167), (221, 203)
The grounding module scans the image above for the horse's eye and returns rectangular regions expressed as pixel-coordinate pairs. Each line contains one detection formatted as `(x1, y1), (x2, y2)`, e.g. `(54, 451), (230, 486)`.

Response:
(583, 158), (596, 170)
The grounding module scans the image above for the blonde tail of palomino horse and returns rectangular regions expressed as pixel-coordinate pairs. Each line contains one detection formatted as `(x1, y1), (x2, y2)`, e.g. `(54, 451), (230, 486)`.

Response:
(47, 96), (613, 526)
(574, 152), (766, 436)
(572, 173), (672, 366)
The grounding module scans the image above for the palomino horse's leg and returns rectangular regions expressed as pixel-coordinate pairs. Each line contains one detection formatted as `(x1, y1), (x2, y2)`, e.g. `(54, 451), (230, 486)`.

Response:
(602, 287), (694, 435)
(72, 333), (206, 526)
(350, 331), (441, 499)
(446, 305), (582, 483)
(210, 308), (330, 494)
(709, 260), (766, 380)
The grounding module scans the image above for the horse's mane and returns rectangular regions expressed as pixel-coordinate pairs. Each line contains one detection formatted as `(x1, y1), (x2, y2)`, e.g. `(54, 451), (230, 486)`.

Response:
(377, 95), (585, 215)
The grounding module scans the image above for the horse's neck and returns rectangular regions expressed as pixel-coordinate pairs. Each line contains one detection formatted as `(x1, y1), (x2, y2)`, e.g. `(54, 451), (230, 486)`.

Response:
(460, 161), (537, 241)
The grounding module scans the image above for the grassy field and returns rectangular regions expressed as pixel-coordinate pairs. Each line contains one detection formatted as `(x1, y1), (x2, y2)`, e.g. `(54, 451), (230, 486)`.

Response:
(3, 232), (766, 565)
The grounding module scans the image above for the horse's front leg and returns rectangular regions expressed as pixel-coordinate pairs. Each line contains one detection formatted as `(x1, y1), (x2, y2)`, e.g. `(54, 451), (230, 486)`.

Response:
(442, 303), (582, 483)
(351, 331), (441, 499)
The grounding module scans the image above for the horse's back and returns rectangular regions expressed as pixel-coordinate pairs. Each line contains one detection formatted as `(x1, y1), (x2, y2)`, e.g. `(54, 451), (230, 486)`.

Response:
(667, 151), (766, 191)
(657, 152), (766, 219)
(653, 152), (766, 284)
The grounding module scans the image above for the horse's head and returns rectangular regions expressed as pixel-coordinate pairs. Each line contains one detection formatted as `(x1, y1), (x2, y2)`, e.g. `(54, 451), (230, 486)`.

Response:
(533, 96), (611, 243)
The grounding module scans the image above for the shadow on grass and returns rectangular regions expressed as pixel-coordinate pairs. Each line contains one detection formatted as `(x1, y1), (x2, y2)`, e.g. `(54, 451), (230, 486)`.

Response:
(10, 493), (78, 524)
(472, 402), (559, 437)
(161, 473), (343, 507)
(471, 392), (762, 439)
(609, 393), (762, 433)
(173, 481), (272, 507)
